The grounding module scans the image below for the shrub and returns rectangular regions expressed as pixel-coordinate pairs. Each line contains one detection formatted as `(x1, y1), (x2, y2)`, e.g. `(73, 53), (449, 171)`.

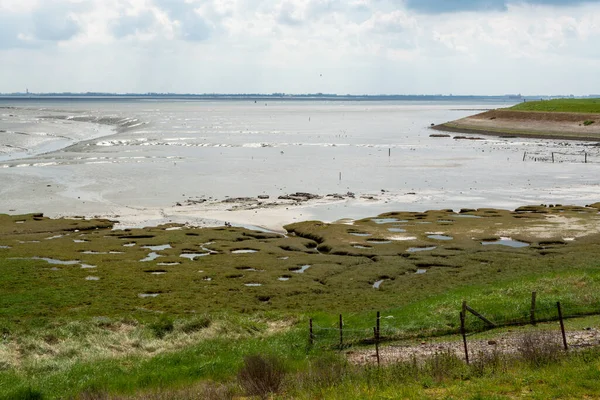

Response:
(517, 331), (563, 367)
(583, 120), (595, 126)
(149, 316), (174, 339)
(178, 316), (211, 334)
(237, 354), (286, 398)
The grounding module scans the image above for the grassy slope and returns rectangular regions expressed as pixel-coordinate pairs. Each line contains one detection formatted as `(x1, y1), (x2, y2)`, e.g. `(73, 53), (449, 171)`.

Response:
(510, 98), (600, 113)
(2, 207), (600, 398)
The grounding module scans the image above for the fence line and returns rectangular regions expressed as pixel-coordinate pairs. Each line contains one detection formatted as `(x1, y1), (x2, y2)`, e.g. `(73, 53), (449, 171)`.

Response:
(308, 292), (600, 351)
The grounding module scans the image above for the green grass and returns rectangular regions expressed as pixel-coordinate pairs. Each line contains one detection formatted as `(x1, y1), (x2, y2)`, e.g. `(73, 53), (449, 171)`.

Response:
(2, 207), (600, 398)
(510, 98), (600, 113)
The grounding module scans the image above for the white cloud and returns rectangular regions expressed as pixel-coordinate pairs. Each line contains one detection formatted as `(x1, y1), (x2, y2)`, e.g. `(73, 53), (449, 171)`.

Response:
(1, 0), (599, 94)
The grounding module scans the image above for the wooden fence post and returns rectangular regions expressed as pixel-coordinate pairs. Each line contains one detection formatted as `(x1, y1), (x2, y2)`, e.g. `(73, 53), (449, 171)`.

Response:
(460, 311), (469, 364)
(376, 311), (380, 338)
(530, 291), (537, 326)
(373, 327), (380, 367)
(557, 302), (568, 350)
(309, 319), (314, 347)
(339, 314), (343, 350)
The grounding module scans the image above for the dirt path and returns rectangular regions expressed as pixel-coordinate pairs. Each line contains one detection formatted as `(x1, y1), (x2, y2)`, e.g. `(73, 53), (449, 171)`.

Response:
(347, 328), (600, 366)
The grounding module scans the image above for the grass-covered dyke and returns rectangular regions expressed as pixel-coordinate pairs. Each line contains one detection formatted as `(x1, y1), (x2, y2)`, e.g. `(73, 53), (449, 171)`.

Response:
(2, 205), (600, 398)
(510, 98), (600, 113)
(433, 98), (600, 141)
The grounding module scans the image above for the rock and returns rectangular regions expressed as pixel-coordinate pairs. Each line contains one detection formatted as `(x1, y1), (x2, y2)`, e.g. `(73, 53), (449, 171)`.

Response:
(278, 192), (322, 201)
(222, 197), (256, 203)
(430, 134), (451, 138)
(488, 340), (497, 345)
(258, 195), (269, 200)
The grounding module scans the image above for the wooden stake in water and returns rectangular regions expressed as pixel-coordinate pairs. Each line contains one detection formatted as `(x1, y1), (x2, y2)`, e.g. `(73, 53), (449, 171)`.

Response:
(388, 148), (391, 157)
(339, 172), (341, 181)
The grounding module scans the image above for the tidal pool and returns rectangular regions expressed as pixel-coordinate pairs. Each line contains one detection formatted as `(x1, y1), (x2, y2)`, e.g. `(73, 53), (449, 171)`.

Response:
(406, 246), (437, 253)
(481, 238), (529, 248)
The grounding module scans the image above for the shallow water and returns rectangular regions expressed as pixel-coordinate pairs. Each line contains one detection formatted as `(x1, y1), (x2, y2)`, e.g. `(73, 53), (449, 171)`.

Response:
(1, 98), (599, 229)
(406, 246), (437, 253)
(481, 238), (529, 248)
(428, 234), (453, 241)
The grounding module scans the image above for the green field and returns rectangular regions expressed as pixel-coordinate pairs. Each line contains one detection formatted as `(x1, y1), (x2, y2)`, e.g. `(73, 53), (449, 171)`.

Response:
(2, 206), (600, 398)
(510, 98), (600, 113)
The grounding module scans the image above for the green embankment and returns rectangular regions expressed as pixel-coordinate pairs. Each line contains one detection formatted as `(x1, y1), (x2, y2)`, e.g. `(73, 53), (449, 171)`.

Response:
(510, 98), (600, 113)
(2, 206), (600, 398)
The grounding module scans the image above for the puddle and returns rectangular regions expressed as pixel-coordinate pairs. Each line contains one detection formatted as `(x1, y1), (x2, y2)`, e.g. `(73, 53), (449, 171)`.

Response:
(82, 251), (124, 255)
(31, 257), (80, 265)
(245, 283), (262, 287)
(138, 293), (160, 298)
(373, 280), (386, 289)
(143, 244), (172, 251)
(85, 276), (100, 281)
(481, 238), (529, 248)
(236, 267), (260, 271)
(45, 235), (64, 240)
(278, 276), (291, 281)
(19, 241), (40, 243)
(146, 270), (167, 275)
(437, 220), (454, 224)
(353, 245), (372, 249)
(563, 238), (575, 242)
(231, 249), (258, 254)
(49, 267), (61, 271)
(349, 232), (372, 237)
(291, 265), (311, 274)
(140, 252), (161, 262)
(81, 264), (97, 269)
(388, 228), (406, 233)
(180, 253), (210, 260)
(165, 227), (182, 231)
(157, 262), (180, 266)
(73, 240), (88, 243)
(454, 214), (483, 219)
(372, 218), (399, 224)
(123, 243), (136, 247)
(203, 277), (212, 281)
(278, 256), (289, 260)
(416, 221), (432, 224)
(416, 269), (427, 274)
(406, 246), (437, 253)
(15, 221), (25, 224)
(367, 239), (392, 244)
(0, 246), (11, 249)
(428, 235), (453, 241)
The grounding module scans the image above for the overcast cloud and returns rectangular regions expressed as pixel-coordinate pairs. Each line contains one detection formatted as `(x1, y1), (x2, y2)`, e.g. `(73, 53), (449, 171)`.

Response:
(0, 0), (599, 95)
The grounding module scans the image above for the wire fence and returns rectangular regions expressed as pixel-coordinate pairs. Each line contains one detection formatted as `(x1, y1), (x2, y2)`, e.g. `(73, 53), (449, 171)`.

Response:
(522, 150), (600, 164)
(309, 293), (600, 351)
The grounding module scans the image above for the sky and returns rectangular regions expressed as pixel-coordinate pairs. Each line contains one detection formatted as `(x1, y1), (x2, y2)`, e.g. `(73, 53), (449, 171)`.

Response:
(1, 0), (600, 95)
